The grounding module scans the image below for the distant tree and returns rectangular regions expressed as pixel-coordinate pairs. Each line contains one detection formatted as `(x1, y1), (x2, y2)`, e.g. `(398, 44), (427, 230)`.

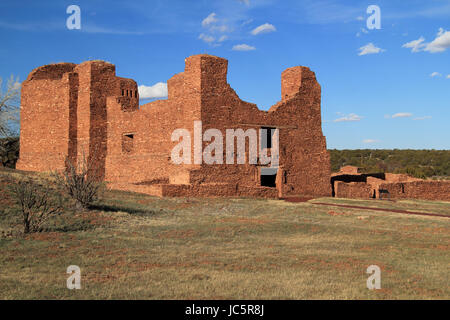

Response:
(0, 75), (21, 137)
(329, 149), (450, 179)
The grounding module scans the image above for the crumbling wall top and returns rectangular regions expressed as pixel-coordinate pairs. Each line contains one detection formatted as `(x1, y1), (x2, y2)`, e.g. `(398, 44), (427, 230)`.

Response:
(184, 54), (228, 87)
(26, 63), (76, 81)
(74, 60), (116, 75)
(281, 66), (318, 101)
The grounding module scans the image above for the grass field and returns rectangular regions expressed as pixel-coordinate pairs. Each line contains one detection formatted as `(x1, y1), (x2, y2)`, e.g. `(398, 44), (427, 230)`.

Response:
(0, 167), (449, 299)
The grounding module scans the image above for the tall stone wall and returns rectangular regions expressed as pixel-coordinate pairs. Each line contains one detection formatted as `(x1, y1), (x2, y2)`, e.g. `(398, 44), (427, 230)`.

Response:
(17, 60), (138, 178)
(16, 63), (77, 172)
(196, 55), (331, 197)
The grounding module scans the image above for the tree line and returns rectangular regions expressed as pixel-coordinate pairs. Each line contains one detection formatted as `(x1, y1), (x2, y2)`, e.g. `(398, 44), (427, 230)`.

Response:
(329, 149), (450, 179)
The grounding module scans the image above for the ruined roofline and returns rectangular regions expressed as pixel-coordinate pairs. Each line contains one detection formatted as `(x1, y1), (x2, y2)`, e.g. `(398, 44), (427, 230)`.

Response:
(184, 53), (222, 60)
(26, 62), (77, 81)
(25, 60), (118, 82)
(141, 54), (319, 114)
(25, 55), (318, 115)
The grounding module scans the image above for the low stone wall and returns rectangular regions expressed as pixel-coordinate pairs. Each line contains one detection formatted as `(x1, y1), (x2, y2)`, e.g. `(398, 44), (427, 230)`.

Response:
(379, 181), (450, 201)
(108, 182), (278, 198)
(162, 183), (278, 198)
(107, 182), (164, 197)
(366, 177), (385, 199)
(334, 181), (373, 199)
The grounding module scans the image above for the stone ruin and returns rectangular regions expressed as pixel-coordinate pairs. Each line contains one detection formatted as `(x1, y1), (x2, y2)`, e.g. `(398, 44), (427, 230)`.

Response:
(15, 54), (450, 201)
(332, 165), (450, 201)
(16, 54), (331, 198)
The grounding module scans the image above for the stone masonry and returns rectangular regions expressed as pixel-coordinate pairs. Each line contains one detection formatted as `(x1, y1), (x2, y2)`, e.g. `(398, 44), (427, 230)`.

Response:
(332, 166), (450, 201)
(16, 54), (331, 198)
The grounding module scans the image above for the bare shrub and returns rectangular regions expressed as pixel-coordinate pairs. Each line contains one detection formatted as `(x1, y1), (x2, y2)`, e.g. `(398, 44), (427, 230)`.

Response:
(53, 156), (103, 210)
(0, 75), (21, 137)
(9, 178), (62, 234)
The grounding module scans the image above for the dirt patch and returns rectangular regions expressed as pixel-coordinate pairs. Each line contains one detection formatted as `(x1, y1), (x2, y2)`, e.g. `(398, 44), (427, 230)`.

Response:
(327, 210), (351, 216)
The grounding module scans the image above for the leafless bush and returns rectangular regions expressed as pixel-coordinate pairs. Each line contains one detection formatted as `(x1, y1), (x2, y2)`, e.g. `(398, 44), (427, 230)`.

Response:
(53, 156), (103, 210)
(10, 178), (62, 234)
(0, 75), (21, 137)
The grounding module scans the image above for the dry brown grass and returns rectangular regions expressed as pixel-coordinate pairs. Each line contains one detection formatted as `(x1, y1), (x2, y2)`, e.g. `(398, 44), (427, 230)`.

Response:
(0, 167), (449, 299)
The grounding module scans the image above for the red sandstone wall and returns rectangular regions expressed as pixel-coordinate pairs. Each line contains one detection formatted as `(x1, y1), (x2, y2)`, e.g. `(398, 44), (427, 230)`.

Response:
(379, 181), (450, 201)
(17, 63), (77, 172)
(18, 54), (332, 198)
(17, 60), (139, 180)
(195, 55), (331, 197)
(334, 181), (373, 199)
(366, 176), (385, 198)
(339, 166), (361, 175)
(103, 56), (204, 185)
(104, 97), (179, 183)
(74, 61), (128, 180)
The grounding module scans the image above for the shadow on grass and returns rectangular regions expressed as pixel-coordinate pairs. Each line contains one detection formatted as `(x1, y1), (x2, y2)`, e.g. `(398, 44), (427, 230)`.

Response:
(43, 219), (94, 232)
(89, 203), (164, 217)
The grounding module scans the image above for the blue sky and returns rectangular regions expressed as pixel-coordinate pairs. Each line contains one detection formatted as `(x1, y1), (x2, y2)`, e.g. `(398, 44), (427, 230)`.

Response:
(1, 0), (449, 149)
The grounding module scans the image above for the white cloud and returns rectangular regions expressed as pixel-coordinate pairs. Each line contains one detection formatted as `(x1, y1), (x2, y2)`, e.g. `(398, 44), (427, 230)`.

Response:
(201, 12), (228, 34)
(199, 12), (231, 46)
(386, 113), (431, 120)
(333, 113), (363, 122)
(391, 113), (413, 118)
(358, 43), (385, 56)
(138, 83), (168, 99)
(425, 28), (450, 53)
(430, 72), (442, 77)
(202, 13), (218, 27)
(402, 36), (426, 52)
(363, 139), (379, 144)
(356, 16), (364, 21)
(251, 23), (276, 35)
(356, 27), (368, 37)
(232, 44), (256, 51)
(199, 33), (215, 43)
(241, 19), (253, 26)
(447, 75), (450, 79)
(210, 25), (229, 33)
(403, 28), (450, 53)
